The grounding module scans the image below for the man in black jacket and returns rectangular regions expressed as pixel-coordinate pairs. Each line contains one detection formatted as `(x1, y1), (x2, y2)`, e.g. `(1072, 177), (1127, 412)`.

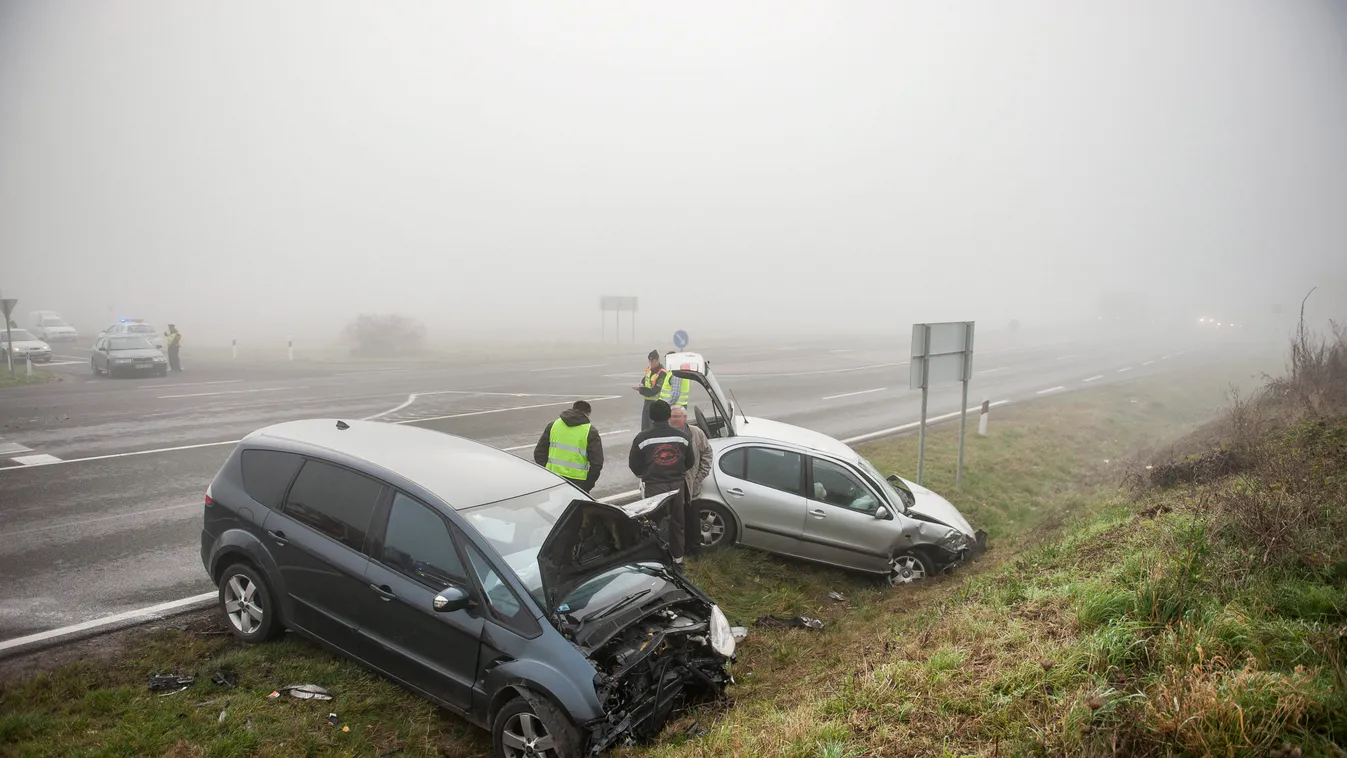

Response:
(628, 400), (694, 568)
(533, 400), (604, 492)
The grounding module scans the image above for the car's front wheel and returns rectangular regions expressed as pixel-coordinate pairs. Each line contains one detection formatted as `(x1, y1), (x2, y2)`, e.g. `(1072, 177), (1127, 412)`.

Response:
(887, 550), (935, 587)
(492, 691), (583, 758)
(693, 500), (737, 552)
(217, 562), (283, 642)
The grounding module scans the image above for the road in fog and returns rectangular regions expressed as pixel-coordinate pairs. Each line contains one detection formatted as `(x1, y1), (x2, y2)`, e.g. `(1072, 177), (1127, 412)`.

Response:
(0, 335), (1227, 645)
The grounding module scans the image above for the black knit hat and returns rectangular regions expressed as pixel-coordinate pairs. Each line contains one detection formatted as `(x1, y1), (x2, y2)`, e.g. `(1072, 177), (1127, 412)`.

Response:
(648, 350), (660, 361)
(649, 400), (671, 422)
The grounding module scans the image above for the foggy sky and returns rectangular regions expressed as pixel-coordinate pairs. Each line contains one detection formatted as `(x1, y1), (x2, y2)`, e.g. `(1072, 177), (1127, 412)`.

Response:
(2, 1), (1345, 345)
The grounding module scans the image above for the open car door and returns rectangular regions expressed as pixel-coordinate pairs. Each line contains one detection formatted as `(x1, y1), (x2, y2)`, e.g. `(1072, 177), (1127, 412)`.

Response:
(664, 352), (739, 439)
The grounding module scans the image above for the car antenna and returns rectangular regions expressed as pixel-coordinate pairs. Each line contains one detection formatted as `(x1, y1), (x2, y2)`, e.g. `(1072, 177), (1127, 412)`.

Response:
(728, 389), (748, 425)
(335, 420), (350, 430)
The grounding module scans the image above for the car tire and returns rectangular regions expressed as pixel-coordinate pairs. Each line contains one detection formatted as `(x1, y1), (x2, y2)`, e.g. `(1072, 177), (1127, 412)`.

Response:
(887, 550), (935, 587)
(217, 562), (283, 643)
(492, 690), (583, 758)
(693, 500), (738, 552)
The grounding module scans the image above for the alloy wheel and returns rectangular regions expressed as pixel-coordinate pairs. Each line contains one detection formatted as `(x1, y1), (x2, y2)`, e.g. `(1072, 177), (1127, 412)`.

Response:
(699, 509), (726, 547)
(888, 554), (927, 586)
(223, 574), (265, 635)
(501, 712), (556, 758)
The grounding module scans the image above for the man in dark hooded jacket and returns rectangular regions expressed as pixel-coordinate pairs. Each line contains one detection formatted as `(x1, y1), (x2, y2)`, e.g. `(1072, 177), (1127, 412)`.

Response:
(534, 400), (604, 492)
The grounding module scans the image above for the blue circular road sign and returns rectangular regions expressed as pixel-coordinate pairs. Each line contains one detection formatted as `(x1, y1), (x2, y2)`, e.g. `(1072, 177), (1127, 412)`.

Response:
(673, 330), (689, 350)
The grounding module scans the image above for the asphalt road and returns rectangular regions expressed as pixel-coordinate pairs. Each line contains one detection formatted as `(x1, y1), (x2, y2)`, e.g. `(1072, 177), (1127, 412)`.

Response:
(0, 333), (1228, 643)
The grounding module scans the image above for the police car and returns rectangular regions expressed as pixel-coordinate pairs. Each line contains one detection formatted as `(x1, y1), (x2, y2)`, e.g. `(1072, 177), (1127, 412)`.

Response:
(99, 319), (166, 350)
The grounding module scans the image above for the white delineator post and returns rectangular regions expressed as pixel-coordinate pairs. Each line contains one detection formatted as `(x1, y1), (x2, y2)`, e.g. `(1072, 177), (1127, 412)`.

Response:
(231, 339), (237, 361)
(287, 338), (294, 362)
(977, 399), (989, 436)
(26, 355), (32, 377)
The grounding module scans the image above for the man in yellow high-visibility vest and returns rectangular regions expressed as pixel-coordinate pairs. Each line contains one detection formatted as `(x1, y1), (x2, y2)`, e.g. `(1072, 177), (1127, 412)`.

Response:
(533, 400), (604, 492)
(632, 350), (668, 431)
(660, 351), (692, 408)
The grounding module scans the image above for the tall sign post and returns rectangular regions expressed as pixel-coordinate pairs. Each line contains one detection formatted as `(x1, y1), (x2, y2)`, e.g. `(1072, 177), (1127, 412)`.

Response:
(1, 298), (17, 376)
(599, 296), (639, 344)
(909, 321), (975, 487)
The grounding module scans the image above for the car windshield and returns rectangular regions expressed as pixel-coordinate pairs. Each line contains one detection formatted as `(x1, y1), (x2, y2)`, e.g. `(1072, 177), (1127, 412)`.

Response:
(5, 329), (37, 342)
(42, 318), (67, 327)
(127, 324), (156, 334)
(459, 484), (578, 605)
(855, 455), (914, 510)
(109, 337), (156, 350)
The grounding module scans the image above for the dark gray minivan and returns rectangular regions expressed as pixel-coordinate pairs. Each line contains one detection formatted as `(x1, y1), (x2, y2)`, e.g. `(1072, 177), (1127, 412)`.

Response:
(201, 419), (734, 757)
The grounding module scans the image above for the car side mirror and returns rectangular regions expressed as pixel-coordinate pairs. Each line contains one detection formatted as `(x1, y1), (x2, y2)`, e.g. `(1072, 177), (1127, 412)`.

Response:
(874, 506), (891, 520)
(886, 474), (900, 483)
(433, 586), (473, 613)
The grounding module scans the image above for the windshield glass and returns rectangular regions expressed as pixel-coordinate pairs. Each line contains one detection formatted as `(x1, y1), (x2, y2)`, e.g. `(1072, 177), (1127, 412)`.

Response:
(128, 324), (156, 334)
(109, 337), (156, 351)
(856, 455), (913, 509)
(42, 318), (67, 327)
(5, 330), (37, 342)
(460, 484), (578, 604)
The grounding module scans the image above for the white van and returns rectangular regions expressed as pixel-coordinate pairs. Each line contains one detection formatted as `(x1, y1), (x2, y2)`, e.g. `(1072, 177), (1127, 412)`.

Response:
(30, 311), (79, 342)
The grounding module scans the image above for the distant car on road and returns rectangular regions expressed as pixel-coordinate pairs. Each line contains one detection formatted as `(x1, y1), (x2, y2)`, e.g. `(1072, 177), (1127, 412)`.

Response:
(91, 335), (168, 377)
(29, 311), (79, 342)
(0, 328), (53, 364)
(201, 419), (733, 757)
(662, 352), (987, 585)
(99, 319), (165, 350)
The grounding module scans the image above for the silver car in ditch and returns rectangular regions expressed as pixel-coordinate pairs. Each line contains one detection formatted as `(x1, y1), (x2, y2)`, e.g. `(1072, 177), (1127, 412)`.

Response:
(666, 352), (987, 585)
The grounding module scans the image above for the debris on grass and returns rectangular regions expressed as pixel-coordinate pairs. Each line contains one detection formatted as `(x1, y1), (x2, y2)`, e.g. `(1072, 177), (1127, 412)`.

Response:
(754, 615), (825, 630)
(148, 674), (195, 694)
(828, 591), (846, 602)
(730, 626), (749, 641)
(211, 670), (236, 688)
(269, 684), (333, 700)
(328, 712), (340, 727)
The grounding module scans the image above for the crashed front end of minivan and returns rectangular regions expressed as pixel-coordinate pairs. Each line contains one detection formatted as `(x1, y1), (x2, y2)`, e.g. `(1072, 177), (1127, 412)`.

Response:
(537, 495), (735, 753)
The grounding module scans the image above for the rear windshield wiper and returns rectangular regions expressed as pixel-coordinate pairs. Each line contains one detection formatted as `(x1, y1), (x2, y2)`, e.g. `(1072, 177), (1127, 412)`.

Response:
(584, 588), (652, 625)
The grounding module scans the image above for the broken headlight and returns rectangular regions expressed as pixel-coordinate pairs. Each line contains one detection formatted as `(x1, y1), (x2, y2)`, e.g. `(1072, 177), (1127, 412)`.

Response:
(708, 605), (735, 659)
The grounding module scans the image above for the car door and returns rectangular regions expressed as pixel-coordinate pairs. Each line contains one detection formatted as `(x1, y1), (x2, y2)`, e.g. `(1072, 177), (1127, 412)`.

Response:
(359, 492), (484, 711)
(92, 338), (104, 370)
(800, 457), (897, 572)
(261, 458), (383, 656)
(713, 446), (808, 556)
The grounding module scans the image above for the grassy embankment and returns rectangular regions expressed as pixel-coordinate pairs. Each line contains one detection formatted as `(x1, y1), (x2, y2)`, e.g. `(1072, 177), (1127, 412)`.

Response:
(3, 345), (1342, 757)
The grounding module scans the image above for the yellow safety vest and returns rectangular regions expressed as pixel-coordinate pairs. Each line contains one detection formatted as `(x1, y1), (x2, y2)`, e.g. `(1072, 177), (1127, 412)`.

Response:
(659, 372), (691, 406)
(641, 368), (666, 402)
(545, 421), (591, 481)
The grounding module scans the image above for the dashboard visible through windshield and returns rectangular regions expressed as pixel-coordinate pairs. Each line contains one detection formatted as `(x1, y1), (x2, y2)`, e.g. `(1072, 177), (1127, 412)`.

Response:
(460, 484), (577, 604)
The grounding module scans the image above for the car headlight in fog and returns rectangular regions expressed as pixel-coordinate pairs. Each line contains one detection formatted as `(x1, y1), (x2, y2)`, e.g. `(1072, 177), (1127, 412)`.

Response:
(709, 605), (736, 659)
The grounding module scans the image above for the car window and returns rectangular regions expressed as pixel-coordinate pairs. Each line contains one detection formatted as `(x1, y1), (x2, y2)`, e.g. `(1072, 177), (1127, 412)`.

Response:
(5, 329), (37, 341)
(718, 448), (746, 479)
(129, 324), (156, 334)
(463, 539), (539, 635)
(811, 458), (880, 514)
(240, 449), (303, 509)
(109, 337), (156, 350)
(282, 460), (383, 551)
(744, 447), (803, 495)
(381, 493), (467, 591)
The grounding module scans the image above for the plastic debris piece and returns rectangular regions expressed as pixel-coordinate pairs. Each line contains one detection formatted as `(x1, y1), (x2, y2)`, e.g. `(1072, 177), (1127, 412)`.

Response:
(148, 674), (195, 694)
(342, 725), (350, 733)
(212, 670), (237, 688)
(730, 626), (748, 641)
(328, 713), (340, 727)
(828, 591), (846, 602)
(685, 722), (708, 739)
(277, 684), (333, 700)
(267, 690), (280, 699)
(754, 615), (824, 630)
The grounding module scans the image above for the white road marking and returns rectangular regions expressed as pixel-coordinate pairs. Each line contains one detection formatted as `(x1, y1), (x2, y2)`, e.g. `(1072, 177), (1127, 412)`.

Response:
(527, 363), (606, 373)
(0, 439), (240, 471)
(978, 367), (1009, 374)
(0, 441), (33, 456)
(601, 429), (631, 436)
(137, 379), (242, 390)
(1117, 367), (1134, 373)
(364, 389), (583, 421)
(40, 360), (86, 366)
(11, 453), (62, 465)
(53, 354), (88, 361)
(822, 387), (887, 401)
(1160, 354), (1173, 360)
(1142, 360), (1155, 366)
(158, 386), (309, 399)
(401, 396), (621, 425)
(841, 401), (1011, 445)
(1036, 386), (1066, 395)
(1055, 355), (1077, 361)
(504, 426), (633, 452)
(829, 349), (853, 354)
(1083, 375), (1104, 383)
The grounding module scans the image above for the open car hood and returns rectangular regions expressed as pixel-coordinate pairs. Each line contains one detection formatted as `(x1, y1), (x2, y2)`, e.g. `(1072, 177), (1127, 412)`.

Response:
(536, 493), (675, 614)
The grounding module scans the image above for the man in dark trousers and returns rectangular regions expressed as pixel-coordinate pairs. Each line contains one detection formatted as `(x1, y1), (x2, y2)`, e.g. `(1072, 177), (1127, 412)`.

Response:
(533, 400), (604, 492)
(165, 324), (183, 372)
(631, 350), (668, 431)
(628, 400), (694, 569)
